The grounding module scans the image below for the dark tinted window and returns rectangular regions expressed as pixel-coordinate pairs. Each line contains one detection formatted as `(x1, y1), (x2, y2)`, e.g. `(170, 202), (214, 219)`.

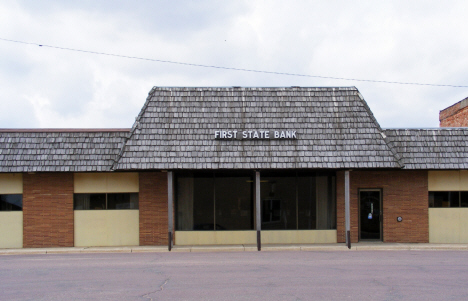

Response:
(461, 192), (468, 207)
(107, 193), (138, 209)
(0, 194), (23, 211)
(74, 193), (138, 210)
(260, 172), (336, 230)
(429, 191), (463, 207)
(176, 172), (253, 231)
(176, 171), (336, 231)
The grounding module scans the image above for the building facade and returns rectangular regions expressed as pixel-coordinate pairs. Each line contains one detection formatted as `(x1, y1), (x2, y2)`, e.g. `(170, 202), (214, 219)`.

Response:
(1, 87), (468, 250)
(440, 96), (468, 127)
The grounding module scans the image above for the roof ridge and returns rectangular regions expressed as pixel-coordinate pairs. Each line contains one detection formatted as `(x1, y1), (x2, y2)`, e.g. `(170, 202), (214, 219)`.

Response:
(384, 128), (468, 131)
(111, 87), (157, 170)
(354, 91), (404, 168)
(148, 86), (358, 91)
(0, 128), (130, 133)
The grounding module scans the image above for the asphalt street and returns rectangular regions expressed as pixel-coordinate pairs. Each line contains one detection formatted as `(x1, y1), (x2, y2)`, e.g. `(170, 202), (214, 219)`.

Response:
(1, 251), (467, 300)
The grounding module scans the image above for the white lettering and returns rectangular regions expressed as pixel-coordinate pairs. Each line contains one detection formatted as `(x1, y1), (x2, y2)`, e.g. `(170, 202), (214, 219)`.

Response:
(215, 130), (296, 139)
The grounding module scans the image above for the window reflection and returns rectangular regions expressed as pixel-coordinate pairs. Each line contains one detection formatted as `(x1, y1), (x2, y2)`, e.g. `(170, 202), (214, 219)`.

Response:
(176, 172), (253, 231)
(0, 194), (23, 211)
(74, 193), (138, 210)
(176, 171), (336, 231)
(261, 172), (336, 230)
(429, 191), (464, 207)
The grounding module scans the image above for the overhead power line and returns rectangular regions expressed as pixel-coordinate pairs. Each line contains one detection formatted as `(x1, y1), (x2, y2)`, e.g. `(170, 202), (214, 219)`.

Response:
(1, 37), (467, 88)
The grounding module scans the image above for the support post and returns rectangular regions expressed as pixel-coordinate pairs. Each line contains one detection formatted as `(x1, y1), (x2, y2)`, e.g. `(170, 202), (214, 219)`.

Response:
(255, 171), (261, 251)
(345, 170), (351, 249)
(168, 171), (174, 251)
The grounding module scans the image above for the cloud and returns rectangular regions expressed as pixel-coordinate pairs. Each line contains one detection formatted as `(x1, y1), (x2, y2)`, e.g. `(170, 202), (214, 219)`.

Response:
(0, 0), (467, 129)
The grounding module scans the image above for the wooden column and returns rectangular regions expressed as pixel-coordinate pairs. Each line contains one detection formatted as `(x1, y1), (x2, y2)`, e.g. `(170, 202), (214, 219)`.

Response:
(345, 170), (351, 249)
(168, 171), (174, 251)
(255, 171), (261, 251)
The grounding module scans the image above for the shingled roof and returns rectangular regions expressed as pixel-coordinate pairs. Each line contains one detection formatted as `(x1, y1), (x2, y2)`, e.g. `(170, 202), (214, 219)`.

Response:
(384, 128), (468, 169)
(114, 87), (401, 170)
(0, 129), (129, 172)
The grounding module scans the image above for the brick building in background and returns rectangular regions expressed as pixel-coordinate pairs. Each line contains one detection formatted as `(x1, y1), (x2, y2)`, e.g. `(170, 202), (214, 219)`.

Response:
(2, 87), (468, 250)
(440, 97), (468, 127)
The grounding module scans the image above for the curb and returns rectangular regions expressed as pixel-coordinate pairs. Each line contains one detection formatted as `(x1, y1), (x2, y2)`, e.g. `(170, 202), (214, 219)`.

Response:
(2, 244), (468, 255)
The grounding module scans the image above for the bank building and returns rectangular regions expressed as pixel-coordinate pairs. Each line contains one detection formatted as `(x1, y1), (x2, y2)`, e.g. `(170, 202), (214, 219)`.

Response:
(1, 87), (468, 250)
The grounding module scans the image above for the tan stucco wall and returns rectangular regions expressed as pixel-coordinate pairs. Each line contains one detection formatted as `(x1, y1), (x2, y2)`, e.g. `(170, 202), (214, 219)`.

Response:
(74, 210), (139, 247)
(175, 230), (337, 245)
(428, 171), (468, 191)
(429, 208), (468, 243)
(175, 231), (256, 245)
(0, 212), (23, 248)
(74, 173), (139, 193)
(261, 230), (337, 244)
(0, 173), (23, 193)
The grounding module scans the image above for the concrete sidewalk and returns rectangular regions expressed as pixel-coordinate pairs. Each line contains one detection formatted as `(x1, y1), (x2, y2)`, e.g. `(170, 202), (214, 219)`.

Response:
(1, 242), (468, 255)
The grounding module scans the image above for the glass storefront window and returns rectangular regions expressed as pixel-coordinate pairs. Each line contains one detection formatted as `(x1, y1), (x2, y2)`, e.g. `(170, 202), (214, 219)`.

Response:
(193, 176), (215, 230)
(176, 172), (253, 231)
(261, 172), (336, 230)
(215, 176), (253, 231)
(175, 171), (336, 231)
(260, 174), (297, 230)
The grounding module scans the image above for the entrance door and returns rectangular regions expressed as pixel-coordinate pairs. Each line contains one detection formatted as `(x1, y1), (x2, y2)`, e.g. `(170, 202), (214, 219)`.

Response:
(359, 189), (382, 240)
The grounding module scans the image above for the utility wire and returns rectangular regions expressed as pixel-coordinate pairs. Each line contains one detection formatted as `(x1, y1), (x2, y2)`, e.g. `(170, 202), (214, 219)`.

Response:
(1, 37), (467, 88)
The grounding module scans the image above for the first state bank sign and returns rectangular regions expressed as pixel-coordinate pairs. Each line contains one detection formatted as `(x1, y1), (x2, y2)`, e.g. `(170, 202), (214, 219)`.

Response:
(214, 130), (297, 140)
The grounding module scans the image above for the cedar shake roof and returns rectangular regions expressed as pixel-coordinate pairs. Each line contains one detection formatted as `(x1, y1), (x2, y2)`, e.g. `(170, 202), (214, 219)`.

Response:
(4, 87), (467, 172)
(0, 130), (129, 172)
(114, 87), (401, 170)
(384, 128), (468, 169)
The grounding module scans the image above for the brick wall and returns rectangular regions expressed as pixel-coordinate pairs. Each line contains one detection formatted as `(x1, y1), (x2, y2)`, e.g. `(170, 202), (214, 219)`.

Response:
(139, 172), (168, 245)
(440, 98), (468, 127)
(23, 173), (74, 248)
(439, 102), (460, 122)
(337, 170), (428, 243)
(440, 105), (468, 127)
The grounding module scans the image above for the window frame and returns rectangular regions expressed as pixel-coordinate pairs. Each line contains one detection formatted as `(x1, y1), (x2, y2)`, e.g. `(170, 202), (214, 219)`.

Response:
(73, 193), (139, 210)
(429, 191), (468, 208)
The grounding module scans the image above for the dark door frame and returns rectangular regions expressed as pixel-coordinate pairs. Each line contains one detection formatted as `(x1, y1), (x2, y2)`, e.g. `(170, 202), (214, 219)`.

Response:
(358, 188), (383, 241)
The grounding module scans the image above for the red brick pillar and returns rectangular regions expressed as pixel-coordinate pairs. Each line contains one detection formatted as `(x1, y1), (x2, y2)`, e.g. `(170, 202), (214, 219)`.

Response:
(379, 171), (428, 243)
(23, 173), (74, 248)
(139, 172), (168, 245)
(345, 170), (429, 243)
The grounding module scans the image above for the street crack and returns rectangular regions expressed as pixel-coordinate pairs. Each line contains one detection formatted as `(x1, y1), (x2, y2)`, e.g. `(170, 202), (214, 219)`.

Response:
(141, 278), (170, 300)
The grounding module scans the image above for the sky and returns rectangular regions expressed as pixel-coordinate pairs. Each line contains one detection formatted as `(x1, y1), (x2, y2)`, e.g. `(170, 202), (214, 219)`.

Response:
(1, 0), (467, 129)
